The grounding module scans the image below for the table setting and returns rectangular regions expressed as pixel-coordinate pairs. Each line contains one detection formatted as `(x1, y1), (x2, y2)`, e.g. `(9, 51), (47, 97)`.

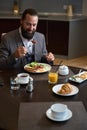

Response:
(17, 62), (87, 130)
(0, 62), (87, 130)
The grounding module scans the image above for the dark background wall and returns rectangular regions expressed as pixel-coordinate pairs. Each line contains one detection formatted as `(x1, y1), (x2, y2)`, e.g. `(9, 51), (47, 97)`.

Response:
(0, 0), (83, 14)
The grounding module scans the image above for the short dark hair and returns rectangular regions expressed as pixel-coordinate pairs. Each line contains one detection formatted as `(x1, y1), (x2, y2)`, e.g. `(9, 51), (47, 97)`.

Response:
(22, 8), (38, 20)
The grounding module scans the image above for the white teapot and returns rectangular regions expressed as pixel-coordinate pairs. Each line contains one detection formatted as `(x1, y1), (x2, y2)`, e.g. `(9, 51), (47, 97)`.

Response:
(58, 65), (69, 75)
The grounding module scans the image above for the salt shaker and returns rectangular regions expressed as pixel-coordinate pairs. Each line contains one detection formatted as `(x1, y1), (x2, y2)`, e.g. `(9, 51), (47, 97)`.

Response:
(26, 77), (34, 92)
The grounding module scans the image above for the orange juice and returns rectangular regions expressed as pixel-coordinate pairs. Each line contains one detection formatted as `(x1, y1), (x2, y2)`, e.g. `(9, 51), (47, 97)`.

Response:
(48, 72), (58, 84)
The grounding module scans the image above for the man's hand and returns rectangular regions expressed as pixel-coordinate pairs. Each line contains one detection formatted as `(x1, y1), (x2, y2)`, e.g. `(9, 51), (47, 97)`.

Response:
(13, 46), (28, 58)
(46, 52), (55, 62)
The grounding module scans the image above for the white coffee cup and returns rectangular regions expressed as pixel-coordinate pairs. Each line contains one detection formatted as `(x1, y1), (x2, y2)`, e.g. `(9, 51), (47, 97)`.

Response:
(51, 103), (67, 119)
(58, 65), (69, 75)
(17, 73), (30, 84)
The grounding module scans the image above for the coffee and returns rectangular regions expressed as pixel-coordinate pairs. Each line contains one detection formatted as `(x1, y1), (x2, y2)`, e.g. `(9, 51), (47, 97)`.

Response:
(20, 75), (27, 77)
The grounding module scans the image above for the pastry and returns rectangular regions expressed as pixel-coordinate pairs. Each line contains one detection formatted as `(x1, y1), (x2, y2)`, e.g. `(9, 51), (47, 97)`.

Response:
(58, 83), (73, 94)
(79, 72), (87, 79)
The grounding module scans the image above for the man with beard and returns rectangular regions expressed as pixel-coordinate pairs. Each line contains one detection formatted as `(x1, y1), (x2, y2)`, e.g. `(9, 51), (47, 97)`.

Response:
(0, 8), (55, 69)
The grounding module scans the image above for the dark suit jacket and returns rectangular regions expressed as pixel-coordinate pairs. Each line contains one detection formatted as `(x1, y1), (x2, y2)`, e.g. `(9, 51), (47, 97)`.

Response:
(0, 29), (52, 69)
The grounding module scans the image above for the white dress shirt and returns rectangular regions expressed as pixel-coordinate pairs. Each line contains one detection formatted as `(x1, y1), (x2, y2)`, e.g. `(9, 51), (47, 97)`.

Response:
(19, 27), (33, 55)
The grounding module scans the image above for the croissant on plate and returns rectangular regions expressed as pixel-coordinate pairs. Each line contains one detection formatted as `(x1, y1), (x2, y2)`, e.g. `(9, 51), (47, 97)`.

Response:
(58, 83), (73, 94)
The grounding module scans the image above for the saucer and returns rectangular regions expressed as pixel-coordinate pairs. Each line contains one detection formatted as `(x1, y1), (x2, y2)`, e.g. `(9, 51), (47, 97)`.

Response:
(15, 77), (29, 84)
(46, 108), (72, 121)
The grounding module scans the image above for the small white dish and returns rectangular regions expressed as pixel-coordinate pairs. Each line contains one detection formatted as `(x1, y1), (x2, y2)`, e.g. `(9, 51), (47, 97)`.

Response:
(46, 108), (72, 121)
(52, 84), (79, 96)
(69, 71), (87, 83)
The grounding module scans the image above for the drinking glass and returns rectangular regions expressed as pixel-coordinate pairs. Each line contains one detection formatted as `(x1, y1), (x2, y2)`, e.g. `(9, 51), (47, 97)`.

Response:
(48, 71), (58, 84)
(10, 77), (20, 90)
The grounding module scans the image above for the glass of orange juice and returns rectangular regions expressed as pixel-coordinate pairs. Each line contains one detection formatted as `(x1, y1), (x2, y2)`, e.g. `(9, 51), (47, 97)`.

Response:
(48, 71), (58, 84)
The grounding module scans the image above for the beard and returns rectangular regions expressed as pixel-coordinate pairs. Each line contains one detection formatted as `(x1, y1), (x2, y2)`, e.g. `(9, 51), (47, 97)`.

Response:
(21, 27), (35, 40)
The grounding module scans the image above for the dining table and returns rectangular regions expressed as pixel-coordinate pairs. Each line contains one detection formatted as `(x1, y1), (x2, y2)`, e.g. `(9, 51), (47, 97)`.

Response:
(0, 65), (87, 130)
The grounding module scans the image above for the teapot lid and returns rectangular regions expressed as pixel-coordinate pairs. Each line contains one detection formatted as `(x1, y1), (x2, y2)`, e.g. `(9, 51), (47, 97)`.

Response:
(59, 65), (68, 70)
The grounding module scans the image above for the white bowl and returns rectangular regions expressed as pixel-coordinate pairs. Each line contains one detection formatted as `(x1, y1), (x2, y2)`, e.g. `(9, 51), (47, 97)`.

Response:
(51, 103), (67, 119)
(58, 65), (69, 75)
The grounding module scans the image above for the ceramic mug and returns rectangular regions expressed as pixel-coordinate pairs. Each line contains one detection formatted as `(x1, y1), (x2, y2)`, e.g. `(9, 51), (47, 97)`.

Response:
(51, 103), (68, 119)
(17, 73), (30, 84)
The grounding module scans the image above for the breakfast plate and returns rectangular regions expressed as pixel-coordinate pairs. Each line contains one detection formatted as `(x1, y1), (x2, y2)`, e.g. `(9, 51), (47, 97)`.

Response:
(24, 62), (51, 73)
(46, 108), (72, 121)
(69, 71), (87, 83)
(52, 84), (79, 96)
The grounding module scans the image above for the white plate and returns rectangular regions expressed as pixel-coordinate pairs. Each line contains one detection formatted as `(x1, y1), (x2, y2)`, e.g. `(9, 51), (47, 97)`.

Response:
(69, 71), (87, 83)
(24, 63), (51, 73)
(52, 84), (79, 96)
(15, 77), (29, 84)
(46, 108), (72, 121)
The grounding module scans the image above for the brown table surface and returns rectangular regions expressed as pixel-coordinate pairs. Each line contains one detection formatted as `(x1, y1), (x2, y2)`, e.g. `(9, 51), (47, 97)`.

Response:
(18, 102), (87, 130)
(0, 65), (87, 130)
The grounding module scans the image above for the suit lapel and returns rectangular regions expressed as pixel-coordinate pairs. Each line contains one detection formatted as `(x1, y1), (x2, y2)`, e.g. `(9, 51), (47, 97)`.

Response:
(15, 29), (24, 47)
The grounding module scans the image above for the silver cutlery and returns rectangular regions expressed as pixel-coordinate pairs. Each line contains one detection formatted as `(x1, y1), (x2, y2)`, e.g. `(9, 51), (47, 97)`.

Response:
(78, 69), (82, 74)
(56, 60), (63, 73)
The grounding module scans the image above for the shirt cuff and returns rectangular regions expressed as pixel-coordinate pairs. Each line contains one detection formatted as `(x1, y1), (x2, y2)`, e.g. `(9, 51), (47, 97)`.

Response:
(15, 58), (18, 61)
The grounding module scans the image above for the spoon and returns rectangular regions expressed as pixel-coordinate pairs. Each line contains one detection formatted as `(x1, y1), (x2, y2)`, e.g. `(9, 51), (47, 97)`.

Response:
(78, 69), (82, 74)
